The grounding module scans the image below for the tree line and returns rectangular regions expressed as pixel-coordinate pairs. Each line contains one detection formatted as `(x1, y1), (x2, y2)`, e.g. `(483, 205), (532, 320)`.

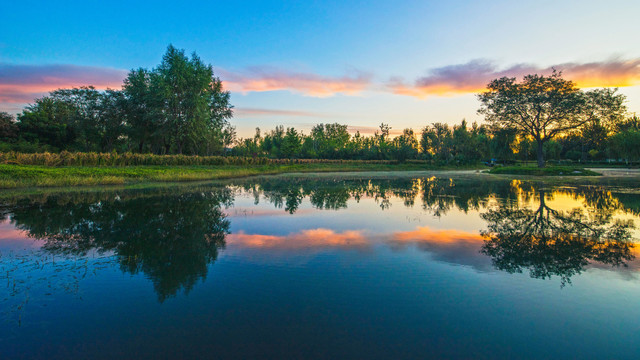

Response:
(1, 49), (638, 166)
(230, 115), (640, 164)
(232, 71), (637, 166)
(0, 45), (234, 155)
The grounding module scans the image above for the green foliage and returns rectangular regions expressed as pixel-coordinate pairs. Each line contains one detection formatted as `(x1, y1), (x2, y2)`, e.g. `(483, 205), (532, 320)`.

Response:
(281, 127), (303, 158)
(609, 129), (640, 162)
(391, 128), (418, 162)
(0, 112), (18, 141)
(13, 45), (233, 156)
(478, 71), (627, 167)
(17, 97), (76, 149)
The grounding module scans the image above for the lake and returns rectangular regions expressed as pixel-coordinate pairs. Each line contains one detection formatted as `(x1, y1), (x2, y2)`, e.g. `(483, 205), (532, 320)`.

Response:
(1, 172), (640, 359)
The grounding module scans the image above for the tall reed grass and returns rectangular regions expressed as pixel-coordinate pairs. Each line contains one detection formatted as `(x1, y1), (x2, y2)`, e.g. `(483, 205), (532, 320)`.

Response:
(0, 152), (409, 167)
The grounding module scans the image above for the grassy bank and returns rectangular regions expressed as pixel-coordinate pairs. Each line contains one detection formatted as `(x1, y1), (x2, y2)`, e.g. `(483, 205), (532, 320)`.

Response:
(488, 166), (601, 176)
(0, 162), (479, 189)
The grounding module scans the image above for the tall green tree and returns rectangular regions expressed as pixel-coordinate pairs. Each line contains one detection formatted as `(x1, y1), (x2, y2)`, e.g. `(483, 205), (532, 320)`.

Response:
(281, 127), (303, 158)
(123, 68), (157, 152)
(150, 45), (233, 154)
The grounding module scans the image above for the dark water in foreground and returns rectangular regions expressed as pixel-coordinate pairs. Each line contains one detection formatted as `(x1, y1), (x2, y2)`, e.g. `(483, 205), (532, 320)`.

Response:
(1, 172), (640, 359)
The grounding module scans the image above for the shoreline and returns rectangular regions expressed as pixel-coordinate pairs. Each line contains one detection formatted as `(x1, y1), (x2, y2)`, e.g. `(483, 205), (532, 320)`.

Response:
(0, 163), (484, 191)
(1, 162), (638, 197)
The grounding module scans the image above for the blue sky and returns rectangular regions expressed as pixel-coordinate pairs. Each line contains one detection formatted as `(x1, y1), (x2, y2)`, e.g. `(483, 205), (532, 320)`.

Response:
(1, 0), (639, 137)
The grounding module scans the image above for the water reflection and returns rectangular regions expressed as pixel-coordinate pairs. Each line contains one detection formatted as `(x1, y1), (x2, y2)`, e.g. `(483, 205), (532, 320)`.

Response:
(481, 183), (635, 285)
(1, 175), (639, 305)
(2, 187), (232, 301)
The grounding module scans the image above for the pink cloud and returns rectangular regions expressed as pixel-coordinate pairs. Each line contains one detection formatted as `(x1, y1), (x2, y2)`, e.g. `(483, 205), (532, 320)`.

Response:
(220, 66), (372, 97)
(0, 63), (127, 103)
(227, 228), (369, 250)
(0, 63), (127, 112)
(390, 58), (640, 97)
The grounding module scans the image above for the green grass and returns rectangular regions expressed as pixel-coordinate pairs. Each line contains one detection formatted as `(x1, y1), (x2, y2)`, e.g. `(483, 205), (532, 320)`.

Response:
(488, 166), (601, 176)
(0, 162), (480, 189)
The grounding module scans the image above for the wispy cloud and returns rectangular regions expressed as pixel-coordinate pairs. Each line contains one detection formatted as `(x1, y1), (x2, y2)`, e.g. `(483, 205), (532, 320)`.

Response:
(0, 63), (127, 105)
(389, 58), (640, 98)
(220, 66), (373, 97)
(3, 57), (639, 113)
(234, 107), (327, 117)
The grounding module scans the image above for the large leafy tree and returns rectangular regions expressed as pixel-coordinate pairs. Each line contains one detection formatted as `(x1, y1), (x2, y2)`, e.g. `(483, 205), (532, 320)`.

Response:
(392, 128), (418, 162)
(17, 97), (77, 150)
(18, 87), (129, 152)
(150, 45), (233, 154)
(310, 123), (350, 158)
(478, 71), (627, 167)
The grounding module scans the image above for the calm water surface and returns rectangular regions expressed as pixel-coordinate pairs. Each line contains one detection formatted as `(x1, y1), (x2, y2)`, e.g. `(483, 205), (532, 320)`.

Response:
(1, 172), (640, 359)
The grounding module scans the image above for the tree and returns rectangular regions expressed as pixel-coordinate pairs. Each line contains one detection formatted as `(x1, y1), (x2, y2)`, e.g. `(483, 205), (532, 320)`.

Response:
(609, 129), (640, 163)
(310, 123), (350, 158)
(478, 71), (627, 167)
(47, 86), (103, 150)
(392, 128), (418, 162)
(281, 127), (303, 158)
(97, 89), (127, 152)
(123, 68), (156, 152)
(421, 123), (453, 163)
(17, 97), (77, 150)
(150, 45), (233, 154)
(0, 112), (18, 141)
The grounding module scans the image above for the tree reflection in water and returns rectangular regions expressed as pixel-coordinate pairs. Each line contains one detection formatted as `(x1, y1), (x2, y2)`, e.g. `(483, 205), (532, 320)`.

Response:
(481, 182), (636, 285)
(4, 187), (232, 301)
(1, 175), (639, 307)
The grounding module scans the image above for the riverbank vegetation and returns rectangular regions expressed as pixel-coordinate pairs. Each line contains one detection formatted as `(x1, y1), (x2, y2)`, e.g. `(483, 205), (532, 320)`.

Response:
(0, 162), (454, 189)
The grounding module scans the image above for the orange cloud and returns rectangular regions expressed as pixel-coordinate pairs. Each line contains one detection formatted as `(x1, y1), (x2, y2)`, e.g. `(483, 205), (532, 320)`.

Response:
(219, 67), (372, 97)
(391, 226), (483, 245)
(227, 228), (369, 250)
(390, 58), (640, 98)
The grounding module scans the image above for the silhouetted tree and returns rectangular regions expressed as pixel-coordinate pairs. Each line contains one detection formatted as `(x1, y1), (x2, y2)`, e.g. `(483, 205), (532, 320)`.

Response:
(478, 71), (627, 167)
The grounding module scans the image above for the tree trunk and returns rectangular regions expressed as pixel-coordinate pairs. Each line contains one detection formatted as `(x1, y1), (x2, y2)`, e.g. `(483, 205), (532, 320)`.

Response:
(536, 140), (545, 168)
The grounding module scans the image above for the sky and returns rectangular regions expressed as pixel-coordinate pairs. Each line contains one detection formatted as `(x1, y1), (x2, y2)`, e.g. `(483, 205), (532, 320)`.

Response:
(1, 0), (640, 137)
